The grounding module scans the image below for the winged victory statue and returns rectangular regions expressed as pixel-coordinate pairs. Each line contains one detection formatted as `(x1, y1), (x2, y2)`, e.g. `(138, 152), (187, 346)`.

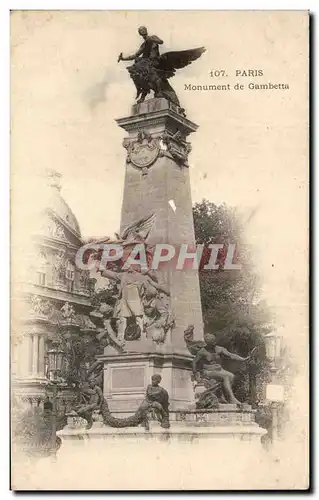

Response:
(118, 26), (206, 107)
(86, 214), (174, 346)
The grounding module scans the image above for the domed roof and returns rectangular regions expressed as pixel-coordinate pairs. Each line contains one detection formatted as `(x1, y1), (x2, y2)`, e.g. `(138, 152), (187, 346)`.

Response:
(46, 170), (81, 237)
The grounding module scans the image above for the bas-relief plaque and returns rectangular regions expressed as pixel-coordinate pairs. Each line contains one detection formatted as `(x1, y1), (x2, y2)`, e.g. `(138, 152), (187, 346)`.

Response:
(130, 139), (160, 169)
(111, 366), (146, 390)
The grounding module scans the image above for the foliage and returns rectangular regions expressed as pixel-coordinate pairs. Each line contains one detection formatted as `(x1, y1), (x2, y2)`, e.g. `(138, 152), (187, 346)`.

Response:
(55, 285), (118, 388)
(12, 401), (53, 457)
(254, 404), (272, 430)
(193, 200), (272, 401)
(57, 329), (102, 388)
(193, 200), (271, 335)
(90, 281), (118, 308)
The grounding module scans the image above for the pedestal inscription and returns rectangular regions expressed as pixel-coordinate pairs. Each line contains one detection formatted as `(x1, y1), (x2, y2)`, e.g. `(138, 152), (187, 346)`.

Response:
(111, 366), (145, 390)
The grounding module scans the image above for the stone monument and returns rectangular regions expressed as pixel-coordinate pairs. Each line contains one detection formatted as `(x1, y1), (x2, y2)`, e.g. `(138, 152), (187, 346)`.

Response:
(58, 29), (266, 473)
(99, 96), (205, 413)
(90, 29), (208, 413)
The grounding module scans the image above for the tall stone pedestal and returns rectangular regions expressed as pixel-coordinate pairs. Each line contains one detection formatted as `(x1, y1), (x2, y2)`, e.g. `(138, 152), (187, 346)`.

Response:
(116, 97), (203, 349)
(101, 98), (204, 410)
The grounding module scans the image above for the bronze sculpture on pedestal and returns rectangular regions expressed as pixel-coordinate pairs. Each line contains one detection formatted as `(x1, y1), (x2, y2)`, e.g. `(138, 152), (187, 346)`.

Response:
(143, 374), (170, 429)
(70, 371), (170, 430)
(184, 325), (253, 408)
(118, 26), (205, 106)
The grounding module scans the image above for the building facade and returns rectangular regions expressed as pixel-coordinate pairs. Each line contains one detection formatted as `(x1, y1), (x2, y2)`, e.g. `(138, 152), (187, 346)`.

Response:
(12, 170), (96, 409)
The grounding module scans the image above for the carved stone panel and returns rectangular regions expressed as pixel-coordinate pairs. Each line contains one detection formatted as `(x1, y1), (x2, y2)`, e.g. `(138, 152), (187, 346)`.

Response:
(123, 130), (161, 175)
(111, 366), (146, 391)
(161, 130), (192, 167)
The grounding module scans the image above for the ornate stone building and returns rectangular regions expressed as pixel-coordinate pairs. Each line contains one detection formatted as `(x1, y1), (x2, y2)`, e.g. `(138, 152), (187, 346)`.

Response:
(12, 170), (96, 407)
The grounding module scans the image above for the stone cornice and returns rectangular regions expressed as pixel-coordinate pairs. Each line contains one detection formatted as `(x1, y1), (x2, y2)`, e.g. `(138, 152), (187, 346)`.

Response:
(116, 98), (198, 138)
(97, 351), (193, 365)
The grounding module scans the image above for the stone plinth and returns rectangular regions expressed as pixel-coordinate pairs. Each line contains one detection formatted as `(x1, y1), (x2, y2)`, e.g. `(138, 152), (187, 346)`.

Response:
(56, 410), (267, 490)
(99, 349), (194, 412)
(59, 415), (265, 443)
(65, 404), (258, 427)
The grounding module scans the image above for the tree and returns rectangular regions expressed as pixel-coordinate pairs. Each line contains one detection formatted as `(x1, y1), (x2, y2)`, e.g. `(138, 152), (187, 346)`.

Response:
(11, 397), (61, 458)
(193, 199), (272, 404)
(54, 284), (119, 389)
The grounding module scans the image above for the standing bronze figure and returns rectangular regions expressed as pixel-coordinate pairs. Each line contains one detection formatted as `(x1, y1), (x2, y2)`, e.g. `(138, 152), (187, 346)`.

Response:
(118, 26), (205, 106)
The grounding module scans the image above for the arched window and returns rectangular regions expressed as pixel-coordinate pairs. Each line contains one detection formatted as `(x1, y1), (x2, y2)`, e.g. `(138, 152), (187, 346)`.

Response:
(66, 261), (75, 292)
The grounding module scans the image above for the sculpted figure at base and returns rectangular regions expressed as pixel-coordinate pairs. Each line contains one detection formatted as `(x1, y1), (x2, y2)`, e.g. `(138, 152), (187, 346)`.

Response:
(70, 372), (170, 430)
(184, 325), (251, 408)
(118, 26), (205, 107)
(72, 379), (103, 429)
(142, 374), (170, 429)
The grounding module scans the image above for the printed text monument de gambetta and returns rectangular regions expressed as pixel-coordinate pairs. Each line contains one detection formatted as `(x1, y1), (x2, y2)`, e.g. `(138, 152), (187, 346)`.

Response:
(184, 68), (290, 91)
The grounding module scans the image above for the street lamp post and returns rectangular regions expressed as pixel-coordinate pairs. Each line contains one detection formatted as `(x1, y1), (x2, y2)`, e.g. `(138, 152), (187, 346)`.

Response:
(264, 331), (284, 444)
(47, 344), (64, 458)
(264, 331), (282, 365)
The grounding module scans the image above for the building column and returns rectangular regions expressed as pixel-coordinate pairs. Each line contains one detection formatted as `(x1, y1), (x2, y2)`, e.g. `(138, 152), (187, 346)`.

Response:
(32, 334), (39, 375)
(13, 322), (53, 409)
(17, 335), (30, 376)
(17, 333), (33, 376)
(38, 335), (45, 376)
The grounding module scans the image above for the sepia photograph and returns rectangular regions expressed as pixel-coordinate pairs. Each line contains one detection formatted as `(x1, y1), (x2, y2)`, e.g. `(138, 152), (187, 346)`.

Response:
(10, 10), (309, 491)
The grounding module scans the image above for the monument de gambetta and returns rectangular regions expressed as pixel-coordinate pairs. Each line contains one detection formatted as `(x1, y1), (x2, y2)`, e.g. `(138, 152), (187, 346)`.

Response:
(61, 27), (265, 438)
(13, 26), (267, 472)
(10, 9), (312, 491)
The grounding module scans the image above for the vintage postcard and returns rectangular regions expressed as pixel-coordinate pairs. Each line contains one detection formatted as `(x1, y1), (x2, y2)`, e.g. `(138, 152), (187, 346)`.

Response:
(10, 10), (309, 490)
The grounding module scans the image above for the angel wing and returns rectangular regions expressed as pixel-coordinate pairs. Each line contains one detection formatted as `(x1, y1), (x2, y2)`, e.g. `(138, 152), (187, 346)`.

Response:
(120, 213), (156, 242)
(159, 47), (206, 78)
